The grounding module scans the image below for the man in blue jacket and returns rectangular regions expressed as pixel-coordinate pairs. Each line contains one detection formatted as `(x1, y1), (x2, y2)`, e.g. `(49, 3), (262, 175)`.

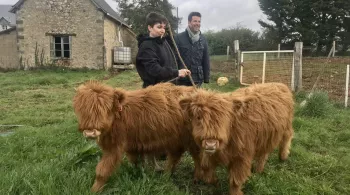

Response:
(175, 12), (210, 87)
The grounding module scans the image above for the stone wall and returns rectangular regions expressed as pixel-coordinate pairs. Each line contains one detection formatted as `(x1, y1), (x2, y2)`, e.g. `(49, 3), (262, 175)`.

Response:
(0, 28), (19, 70)
(16, 0), (105, 69)
(121, 27), (138, 64)
(103, 17), (121, 69)
(104, 18), (137, 68)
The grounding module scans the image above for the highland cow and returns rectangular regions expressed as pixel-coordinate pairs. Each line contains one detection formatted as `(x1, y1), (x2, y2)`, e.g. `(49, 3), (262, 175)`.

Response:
(73, 81), (200, 192)
(179, 83), (294, 195)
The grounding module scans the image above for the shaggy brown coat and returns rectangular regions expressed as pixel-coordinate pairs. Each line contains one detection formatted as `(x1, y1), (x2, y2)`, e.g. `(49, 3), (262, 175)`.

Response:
(179, 83), (294, 195)
(73, 81), (199, 192)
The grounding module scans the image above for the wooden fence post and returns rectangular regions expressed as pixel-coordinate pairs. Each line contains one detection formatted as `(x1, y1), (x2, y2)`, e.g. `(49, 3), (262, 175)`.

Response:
(234, 40), (240, 82)
(226, 46), (230, 61)
(293, 42), (303, 91)
(345, 65), (349, 108)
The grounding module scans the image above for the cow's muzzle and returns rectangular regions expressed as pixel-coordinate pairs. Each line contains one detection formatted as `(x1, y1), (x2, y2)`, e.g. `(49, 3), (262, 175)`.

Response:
(83, 129), (101, 139)
(202, 139), (219, 154)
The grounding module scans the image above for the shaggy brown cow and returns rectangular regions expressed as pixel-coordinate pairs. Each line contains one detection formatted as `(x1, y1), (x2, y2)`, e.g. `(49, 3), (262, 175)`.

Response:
(179, 83), (294, 195)
(73, 81), (200, 192)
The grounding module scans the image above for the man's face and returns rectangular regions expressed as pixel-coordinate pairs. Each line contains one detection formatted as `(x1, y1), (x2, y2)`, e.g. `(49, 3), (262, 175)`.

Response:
(188, 16), (201, 33)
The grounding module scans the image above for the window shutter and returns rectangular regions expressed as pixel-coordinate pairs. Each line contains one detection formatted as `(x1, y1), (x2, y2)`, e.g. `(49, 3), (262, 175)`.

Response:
(69, 36), (72, 58)
(50, 36), (54, 58)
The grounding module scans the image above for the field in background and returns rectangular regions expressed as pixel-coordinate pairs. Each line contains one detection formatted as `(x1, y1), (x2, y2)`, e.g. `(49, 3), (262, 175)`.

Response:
(211, 54), (350, 104)
(0, 69), (350, 195)
(209, 55), (237, 81)
(302, 57), (350, 103)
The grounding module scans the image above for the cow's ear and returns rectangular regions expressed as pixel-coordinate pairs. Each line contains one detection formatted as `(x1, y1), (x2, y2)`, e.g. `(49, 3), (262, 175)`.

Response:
(232, 98), (245, 115)
(114, 88), (126, 104)
(179, 96), (192, 112)
(232, 96), (254, 115)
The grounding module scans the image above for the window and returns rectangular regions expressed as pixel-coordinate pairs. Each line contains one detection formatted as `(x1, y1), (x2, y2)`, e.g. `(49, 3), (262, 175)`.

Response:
(2, 25), (7, 30)
(52, 36), (71, 58)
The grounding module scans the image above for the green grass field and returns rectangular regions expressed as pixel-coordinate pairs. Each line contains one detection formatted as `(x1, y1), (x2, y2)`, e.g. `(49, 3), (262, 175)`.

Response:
(1, 69), (349, 195)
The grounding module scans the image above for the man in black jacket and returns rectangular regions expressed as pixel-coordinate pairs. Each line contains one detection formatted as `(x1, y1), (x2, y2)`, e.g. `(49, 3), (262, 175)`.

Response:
(136, 12), (191, 88)
(175, 12), (210, 87)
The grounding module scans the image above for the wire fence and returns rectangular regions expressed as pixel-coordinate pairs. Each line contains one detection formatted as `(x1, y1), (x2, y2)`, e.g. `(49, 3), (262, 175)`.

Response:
(210, 50), (350, 107)
(302, 57), (350, 105)
(240, 51), (294, 87)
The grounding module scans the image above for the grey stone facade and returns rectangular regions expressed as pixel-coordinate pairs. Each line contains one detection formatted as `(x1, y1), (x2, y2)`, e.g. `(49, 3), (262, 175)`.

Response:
(0, 0), (136, 70)
(0, 27), (19, 69)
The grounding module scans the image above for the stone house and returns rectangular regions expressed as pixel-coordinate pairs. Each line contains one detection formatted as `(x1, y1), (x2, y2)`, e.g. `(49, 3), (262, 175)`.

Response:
(0, 5), (16, 31)
(0, 5), (17, 69)
(0, 27), (18, 70)
(0, 0), (137, 70)
(0, 17), (13, 31)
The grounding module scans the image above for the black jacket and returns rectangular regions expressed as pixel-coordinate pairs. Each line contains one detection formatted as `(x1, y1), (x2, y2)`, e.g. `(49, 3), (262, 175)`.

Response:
(136, 34), (179, 88)
(174, 30), (210, 84)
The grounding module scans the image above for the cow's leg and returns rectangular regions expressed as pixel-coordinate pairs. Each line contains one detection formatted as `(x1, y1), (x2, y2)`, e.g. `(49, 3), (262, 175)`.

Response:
(91, 149), (123, 192)
(201, 166), (218, 185)
(166, 149), (184, 173)
(254, 153), (269, 173)
(228, 156), (252, 195)
(279, 130), (293, 161)
(193, 159), (203, 184)
(188, 145), (203, 183)
(126, 152), (140, 166)
(198, 152), (219, 185)
(193, 163), (202, 183)
(148, 154), (164, 172)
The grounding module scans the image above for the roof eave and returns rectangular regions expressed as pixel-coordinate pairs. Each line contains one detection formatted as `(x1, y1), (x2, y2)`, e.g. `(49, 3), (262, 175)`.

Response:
(105, 13), (131, 28)
(89, 0), (130, 28)
(9, 0), (23, 13)
(0, 26), (16, 35)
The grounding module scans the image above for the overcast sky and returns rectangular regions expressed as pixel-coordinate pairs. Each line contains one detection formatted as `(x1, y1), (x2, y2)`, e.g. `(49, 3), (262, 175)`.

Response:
(1, 0), (266, 32)
(168, 0), (265, 32)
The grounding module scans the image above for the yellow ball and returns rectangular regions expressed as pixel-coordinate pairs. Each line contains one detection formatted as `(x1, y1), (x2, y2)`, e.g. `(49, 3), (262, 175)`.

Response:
(217, 77), (229, 86)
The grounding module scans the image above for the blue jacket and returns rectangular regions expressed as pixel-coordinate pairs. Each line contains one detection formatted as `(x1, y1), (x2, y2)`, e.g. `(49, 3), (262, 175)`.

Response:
(174, 30), (210, 84)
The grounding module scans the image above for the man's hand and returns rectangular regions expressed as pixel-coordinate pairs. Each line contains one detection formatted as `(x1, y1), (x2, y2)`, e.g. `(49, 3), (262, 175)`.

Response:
(178, 69), (191, 77)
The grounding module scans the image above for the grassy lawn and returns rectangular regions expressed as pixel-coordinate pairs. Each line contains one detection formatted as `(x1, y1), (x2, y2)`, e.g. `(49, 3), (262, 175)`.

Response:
(0, 69), (349, 195)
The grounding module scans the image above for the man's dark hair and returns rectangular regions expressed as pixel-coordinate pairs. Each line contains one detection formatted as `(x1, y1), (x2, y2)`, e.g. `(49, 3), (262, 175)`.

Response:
(188, 12), (201, 22)
(146, 12), (168, 27)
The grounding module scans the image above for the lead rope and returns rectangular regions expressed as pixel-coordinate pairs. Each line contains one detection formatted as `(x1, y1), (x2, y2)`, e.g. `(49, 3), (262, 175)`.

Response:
(165, 22), (197, 88)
